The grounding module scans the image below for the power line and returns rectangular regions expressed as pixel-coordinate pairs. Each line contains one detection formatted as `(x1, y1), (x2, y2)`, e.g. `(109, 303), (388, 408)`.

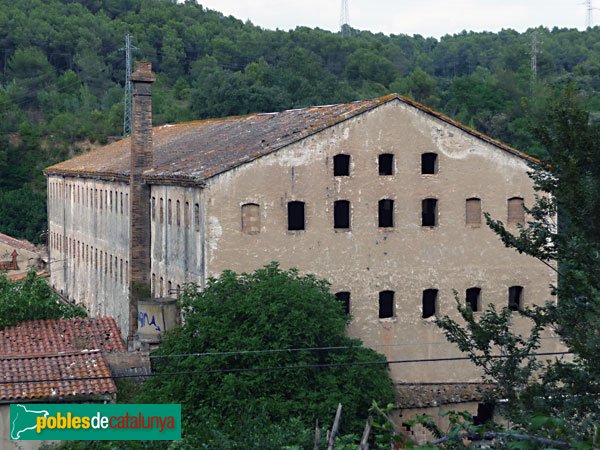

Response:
(0, 351), (572, 386)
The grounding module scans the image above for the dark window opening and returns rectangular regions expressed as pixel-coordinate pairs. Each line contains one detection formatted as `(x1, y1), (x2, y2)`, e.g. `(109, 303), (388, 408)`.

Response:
(473, 403), (495, 426)
(288, 201), (305, 231)
(421, 153), (438, 174)
(378, 199), (394, 228)
(379, 153), (394, 175)
(508, 286), (523, 311)
(333, 154), (350, 176)
(335, 291), (350, 314)
(422, 198), (438, 227)
(379, 291), (395, 318)
(334, 200), (350, 229)
(422, 289), (438, 319)
(466, 287), (481, 312)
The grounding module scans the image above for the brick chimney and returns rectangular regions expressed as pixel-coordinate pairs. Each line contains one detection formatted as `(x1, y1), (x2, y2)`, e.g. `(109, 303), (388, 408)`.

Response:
(128, 62), (155, 346)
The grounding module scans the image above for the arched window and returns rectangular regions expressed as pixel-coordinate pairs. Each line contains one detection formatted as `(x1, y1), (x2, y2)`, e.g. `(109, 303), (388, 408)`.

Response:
(378, 199), (394, 228)
(333, 154), (350, 176)
(421, 153), (438, 174)
(334, 200), (350, 229)
(422, 289), (438, 318)
(466, 198), (481, 226)
(379, 291), (395, 318)
(335, 292), (351, 314)
(466, 287), (481, 312)
(508, 197), (525, 225)
(508, 286), (523, 311)
(287, 201), (305, 231)
(378, 153), (394, 175)
(241, 203), (261, 233)
(422, 198), (438, 227)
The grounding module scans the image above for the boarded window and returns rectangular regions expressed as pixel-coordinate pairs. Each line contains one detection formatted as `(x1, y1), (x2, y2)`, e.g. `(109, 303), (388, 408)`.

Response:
(508, 286), (523, 311)
(379, 291), (395, 318)
(422, 198), (438, 227)
(379, 153), (394, 175)
(168, 199), (172, 225)
(333, 154), (350, 176)
(508, 197), (525, 225)
(288, 201), (305, 231)
(466, 287), (481, 312)
(176, 200), (181, 226)
(194, 203), (200, 232)
(185, 201), (190, 228)
(422, 289), (438, 318)
(466, 198), (481, 226)
(378, 199), (394, 228)
(241, 203), (260, 233)
(334, 200), (350, 229)
(335, 291), (351, 314)
(421, 153), (438, 174)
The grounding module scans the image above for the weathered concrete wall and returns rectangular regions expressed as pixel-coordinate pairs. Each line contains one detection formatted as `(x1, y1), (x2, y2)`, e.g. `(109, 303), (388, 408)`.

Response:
(202, 99), (560, 383)
(150, 185), (204, 298)
(48, 176), (130, 335)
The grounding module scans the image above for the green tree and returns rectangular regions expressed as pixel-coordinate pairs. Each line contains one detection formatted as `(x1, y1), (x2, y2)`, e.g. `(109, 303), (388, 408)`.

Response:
(0, 271), (85, 329)
(140, 263), (395, 448)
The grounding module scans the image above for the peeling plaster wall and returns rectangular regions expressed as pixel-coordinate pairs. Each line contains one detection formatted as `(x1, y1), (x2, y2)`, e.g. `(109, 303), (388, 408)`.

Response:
(150, 185), (204, 297)
(47, 176), (130, 335)
(202, 100), (560, 383)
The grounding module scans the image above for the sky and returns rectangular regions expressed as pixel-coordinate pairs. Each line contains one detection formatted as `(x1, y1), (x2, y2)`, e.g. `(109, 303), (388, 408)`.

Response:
(196, 0), (592, 38)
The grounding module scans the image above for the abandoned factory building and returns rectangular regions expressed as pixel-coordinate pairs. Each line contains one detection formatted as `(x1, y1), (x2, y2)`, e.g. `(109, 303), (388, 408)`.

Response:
(45, 63), (559, 385)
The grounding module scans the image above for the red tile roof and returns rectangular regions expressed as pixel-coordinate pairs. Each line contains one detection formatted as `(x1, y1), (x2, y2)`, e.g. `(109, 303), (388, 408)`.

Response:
(0, 317), (126, 357)
(44, 95), (537, 185)
(0, 318), (125, 402)
(0, 351), (115, 402)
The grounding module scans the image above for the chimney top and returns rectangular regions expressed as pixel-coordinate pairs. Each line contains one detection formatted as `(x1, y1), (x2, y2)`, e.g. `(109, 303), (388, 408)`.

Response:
(131, 61), (155, 83)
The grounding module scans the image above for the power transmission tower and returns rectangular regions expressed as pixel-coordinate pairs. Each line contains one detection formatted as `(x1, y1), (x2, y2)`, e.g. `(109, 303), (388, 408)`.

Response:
(120, 33), (138, 137)
(530, 31), (540, 93)
(585, 0), (593, 27)
(340, 0), (350, 36)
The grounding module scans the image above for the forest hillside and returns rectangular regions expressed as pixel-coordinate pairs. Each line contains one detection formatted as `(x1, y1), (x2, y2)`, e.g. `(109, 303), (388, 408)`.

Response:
(1, 0), (599, 242)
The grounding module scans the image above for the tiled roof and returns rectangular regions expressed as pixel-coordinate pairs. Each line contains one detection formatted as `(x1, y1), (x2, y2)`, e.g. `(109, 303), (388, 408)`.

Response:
(0, 351), (116, 402)
(44, 95), (536, 185)
(395, 383), (497, 409)
(0, 317), (126, 357)
(0, 232), (36, 253)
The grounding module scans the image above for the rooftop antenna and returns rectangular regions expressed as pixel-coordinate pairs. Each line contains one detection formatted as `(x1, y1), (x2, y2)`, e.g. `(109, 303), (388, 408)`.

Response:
(340, 0), (350, 36)
(120, 33), (138, 137)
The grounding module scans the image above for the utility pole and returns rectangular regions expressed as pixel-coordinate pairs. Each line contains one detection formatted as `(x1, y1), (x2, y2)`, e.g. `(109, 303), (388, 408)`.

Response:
(340, 0), (350, 36)
(120, 33), (138, 137)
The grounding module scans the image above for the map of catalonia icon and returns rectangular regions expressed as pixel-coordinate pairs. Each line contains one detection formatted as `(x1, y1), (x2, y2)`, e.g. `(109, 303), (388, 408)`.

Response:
(10, 404), (49, 440)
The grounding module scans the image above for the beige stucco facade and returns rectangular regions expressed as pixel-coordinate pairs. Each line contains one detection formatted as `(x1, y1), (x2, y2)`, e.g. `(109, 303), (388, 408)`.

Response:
(47, 98), (559, 385)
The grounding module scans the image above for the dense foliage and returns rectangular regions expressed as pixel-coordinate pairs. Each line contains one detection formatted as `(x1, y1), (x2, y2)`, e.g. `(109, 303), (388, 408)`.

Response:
(0, 270), (85, 328)
(434, 87), (600, 448)
(1, 0), (600, 242)
(138, 263), (395, 448)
